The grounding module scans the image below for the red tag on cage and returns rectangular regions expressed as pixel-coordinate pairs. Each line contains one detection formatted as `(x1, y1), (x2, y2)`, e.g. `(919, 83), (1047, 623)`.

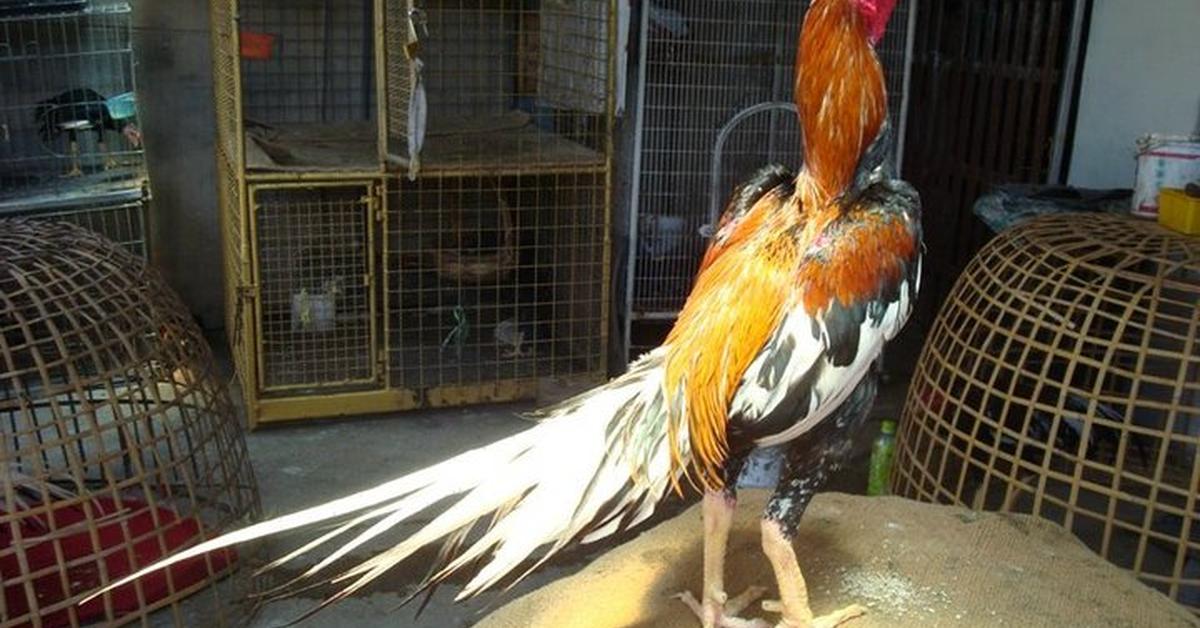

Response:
(240, 31), (276, 60)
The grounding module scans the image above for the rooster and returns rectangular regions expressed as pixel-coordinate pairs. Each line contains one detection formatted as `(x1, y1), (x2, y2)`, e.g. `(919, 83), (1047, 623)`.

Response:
(85, 1), (919, 627)
(35, 88), (142, 174)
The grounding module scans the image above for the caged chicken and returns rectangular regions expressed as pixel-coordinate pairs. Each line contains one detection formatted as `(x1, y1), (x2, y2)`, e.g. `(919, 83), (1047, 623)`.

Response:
(35, 88), (142, 175)
(86, 1), (920, 626)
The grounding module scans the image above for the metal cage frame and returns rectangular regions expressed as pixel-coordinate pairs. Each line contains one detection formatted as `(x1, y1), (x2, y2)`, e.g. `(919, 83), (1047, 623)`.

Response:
(212, 0), (616, 426)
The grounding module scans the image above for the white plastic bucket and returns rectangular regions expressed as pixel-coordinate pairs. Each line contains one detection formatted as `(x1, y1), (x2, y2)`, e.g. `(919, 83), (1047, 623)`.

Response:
(1132, 134), (1200, 218)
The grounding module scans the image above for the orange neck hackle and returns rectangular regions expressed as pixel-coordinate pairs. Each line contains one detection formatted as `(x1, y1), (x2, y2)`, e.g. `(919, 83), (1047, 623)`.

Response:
(795, 0), (889, 204)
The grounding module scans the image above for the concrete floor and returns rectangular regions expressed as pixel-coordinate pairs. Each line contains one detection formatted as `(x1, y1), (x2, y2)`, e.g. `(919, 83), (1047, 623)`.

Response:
(155, 335), (915, 627)
(238, 405), (590, 628)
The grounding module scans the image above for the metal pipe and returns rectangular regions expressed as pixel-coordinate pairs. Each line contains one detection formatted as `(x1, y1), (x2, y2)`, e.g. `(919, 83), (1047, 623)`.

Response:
(322, 0), (332, 122)
(705, 101), (798, 237)
(1048, 0), (1088, 184)
(362, 0), (373, 121)
(895, 0), (919, 175)
(622, 0), (651, 365)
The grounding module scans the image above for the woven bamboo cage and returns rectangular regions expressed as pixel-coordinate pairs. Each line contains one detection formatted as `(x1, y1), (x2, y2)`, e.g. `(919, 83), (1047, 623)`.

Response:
(0, 219), (259, 627)
(892, 212), (1200, 612)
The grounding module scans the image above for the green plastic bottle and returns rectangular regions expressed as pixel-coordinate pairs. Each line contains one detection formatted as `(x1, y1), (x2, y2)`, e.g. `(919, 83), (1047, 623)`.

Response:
(867, 420), (897, 496)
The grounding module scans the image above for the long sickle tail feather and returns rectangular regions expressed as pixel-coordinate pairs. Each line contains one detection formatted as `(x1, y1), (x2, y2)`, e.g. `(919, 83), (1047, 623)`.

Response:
(81, 348), (685, 615)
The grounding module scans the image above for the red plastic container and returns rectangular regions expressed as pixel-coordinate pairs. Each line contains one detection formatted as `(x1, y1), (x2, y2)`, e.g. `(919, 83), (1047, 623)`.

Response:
(1, 497), (236, 627)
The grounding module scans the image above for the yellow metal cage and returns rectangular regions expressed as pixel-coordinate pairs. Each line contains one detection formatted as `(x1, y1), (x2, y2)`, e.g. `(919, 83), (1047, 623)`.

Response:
(211, 0), (614, 426)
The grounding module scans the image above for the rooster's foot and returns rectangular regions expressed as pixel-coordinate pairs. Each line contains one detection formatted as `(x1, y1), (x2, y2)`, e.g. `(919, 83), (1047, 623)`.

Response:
(761, 599), (866, 628)
(675, 586), (770, 628)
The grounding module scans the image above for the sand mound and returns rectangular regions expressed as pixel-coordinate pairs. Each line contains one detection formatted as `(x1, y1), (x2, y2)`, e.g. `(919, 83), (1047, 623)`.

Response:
(478, 491), (1197, 628)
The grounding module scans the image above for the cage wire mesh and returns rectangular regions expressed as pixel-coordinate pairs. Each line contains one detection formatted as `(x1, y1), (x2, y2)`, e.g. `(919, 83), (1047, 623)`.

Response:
(387, 172), (606, 392)
(891, 213), (1200, 613)
(209, 0), (253, 409)
(0, 2), (150, 256)
(0, 219), (260, 627)
(383, 0), (610, 393)
(384, 0), (610, 176)
(237, 0), (379, 173)
(625, 0), (913, 357)
(6, 190), (148, 258)
(252, 182), (379, 392)
(215, 0), (612, 422)
(218, 0), (383, 421)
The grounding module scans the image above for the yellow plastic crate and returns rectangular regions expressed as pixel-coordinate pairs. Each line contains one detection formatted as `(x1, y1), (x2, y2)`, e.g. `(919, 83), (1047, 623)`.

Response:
(1158, 188), (1200, 235)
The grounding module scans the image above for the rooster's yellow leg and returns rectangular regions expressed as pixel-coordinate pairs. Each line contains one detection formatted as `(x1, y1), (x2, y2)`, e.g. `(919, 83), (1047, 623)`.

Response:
(676, 491), (768, 628)
(100, 140), (117, 169)
(704, 489), (735, 622)
(65, 140), (82, 177)
(760, 519), (865, 628)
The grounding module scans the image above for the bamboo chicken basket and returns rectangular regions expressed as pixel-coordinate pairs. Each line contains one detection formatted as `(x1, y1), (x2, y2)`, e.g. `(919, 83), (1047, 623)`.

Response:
(0, 220), (260, 627)
(891, 212), (1200, 614)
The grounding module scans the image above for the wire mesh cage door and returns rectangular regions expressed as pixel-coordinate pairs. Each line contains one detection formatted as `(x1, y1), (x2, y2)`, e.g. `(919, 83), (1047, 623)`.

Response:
(383, 0), (419, 170)
(249, 181), (382, 396)
(386, 172), (608, 402)
(624, 0), (915, 360)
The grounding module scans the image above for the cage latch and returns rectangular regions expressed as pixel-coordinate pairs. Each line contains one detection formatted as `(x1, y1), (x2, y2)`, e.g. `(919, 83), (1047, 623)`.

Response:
(229, 284), (258, 352)
(364, 192), (383, 223)
(376, 348), (388, 380)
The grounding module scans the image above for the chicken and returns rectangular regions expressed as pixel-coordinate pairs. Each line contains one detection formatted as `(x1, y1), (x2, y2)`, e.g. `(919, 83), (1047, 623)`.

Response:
(494, 317), (534, 358)
(83, 1), (919, 626)
(35, 88), (142, 174)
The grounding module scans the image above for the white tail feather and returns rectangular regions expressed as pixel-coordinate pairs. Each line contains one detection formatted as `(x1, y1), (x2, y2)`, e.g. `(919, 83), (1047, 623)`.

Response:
(82, 348), (683, 612)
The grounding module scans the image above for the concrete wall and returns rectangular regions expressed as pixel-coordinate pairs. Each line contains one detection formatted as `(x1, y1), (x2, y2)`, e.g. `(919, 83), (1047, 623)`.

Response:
(133, 0), (224, 328)
(1067, 0), (1200, 189)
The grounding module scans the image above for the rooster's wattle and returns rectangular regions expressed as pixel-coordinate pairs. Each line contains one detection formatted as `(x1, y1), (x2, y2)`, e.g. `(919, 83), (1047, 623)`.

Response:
(86, 1), (920, 627)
